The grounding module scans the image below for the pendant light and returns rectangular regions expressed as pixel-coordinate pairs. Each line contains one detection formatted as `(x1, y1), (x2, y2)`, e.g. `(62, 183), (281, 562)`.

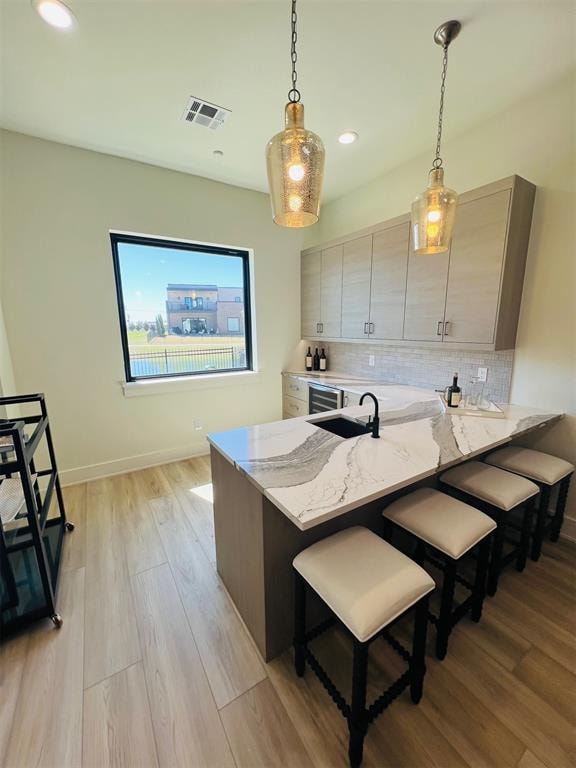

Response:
(266, 0), (325, 228)
(412, 20), (461, 255)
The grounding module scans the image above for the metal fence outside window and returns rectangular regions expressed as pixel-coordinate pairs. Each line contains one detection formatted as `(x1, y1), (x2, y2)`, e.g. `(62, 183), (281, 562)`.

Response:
(129, 346), (246, 377)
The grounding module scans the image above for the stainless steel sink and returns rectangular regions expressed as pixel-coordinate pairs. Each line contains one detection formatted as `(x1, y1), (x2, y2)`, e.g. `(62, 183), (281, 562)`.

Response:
(310, 416), (369, 439)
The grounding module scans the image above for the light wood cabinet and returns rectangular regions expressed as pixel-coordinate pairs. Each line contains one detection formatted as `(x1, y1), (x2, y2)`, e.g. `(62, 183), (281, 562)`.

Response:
(301, 250), (321, 338)
(301, 175), (535, 351)
(320, 245), (343, 337)
(301, 247), (342, 339)
(403, 250), (450, 342)
(442, 189), (510, 344)
(341, 236), (372, 338)
(370, 223), (409, 340)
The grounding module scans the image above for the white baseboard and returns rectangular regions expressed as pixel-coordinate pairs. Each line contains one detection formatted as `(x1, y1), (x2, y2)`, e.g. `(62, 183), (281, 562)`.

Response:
(59, 443), (210, 486)
(560, 515), (576, 543)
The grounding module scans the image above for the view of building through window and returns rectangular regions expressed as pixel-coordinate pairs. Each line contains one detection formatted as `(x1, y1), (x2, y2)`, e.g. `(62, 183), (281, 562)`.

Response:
(111, 234), (251, 380)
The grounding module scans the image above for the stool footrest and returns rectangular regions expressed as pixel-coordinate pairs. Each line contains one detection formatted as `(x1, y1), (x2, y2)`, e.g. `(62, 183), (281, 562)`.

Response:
(304, 647), (351, 719)
(451, 594), (475, 626)
(304, 616), (335, 643)
(366, 670), (411, 724)
(381, 629), (411, 663)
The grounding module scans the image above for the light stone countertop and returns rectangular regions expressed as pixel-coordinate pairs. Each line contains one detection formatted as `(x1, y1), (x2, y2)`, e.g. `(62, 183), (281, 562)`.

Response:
(208, 385), (561, 531)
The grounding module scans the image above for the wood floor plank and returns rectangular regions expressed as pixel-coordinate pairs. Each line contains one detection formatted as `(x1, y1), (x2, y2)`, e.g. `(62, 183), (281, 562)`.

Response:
(171, 482), (217, 566)
(517, 749), (549, 768)
(84, 490), (141, 688)
(457, 607), (531, 672)
(131, 563), (235, 768)
(61, 483), (87, 571)
(151, 495), (266, 709)
(220, 678), (315, 768)
(117, 497), (167, 576)
(444, 630), (576, 768)
(83, 662), (159, 768)
(514, 646), (576, 725)
(129, 467), (172, 500)
(3, 568), (85, 768)
(0, 632), (30, 766)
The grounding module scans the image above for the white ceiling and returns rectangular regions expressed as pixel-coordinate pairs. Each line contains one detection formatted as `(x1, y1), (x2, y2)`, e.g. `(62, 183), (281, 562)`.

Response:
(1, 0), (574, 201)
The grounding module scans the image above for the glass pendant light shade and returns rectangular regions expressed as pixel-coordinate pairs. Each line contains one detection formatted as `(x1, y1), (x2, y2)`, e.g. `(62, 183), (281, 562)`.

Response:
(266, 102), (325, 228)
(411, 167), (458, 254)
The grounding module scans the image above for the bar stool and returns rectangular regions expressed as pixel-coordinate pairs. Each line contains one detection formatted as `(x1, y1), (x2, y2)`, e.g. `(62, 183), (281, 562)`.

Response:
(485, 447), (574, 560)
(439, 461), (539, 596)
(293, 527), (434, 768)
(382, 488), (496, 660)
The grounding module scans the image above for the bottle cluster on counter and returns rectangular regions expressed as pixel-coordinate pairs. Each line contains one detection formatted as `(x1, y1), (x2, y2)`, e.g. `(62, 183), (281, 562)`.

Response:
(305, 346), (327, 372)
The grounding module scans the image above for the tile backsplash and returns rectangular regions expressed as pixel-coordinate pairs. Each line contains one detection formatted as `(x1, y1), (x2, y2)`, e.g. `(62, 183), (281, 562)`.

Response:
(304, 341), (514, 403)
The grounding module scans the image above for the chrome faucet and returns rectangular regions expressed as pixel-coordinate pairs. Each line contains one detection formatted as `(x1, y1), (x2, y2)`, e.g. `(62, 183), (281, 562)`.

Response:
(359, 392), (380, 439)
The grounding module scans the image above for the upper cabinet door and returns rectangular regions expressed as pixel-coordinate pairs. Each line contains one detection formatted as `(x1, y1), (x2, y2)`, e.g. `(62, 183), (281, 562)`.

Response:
(403, 244), (450, 342)
(301, 251), (321, 338)
(320, 245), (343, 337)
(443, 190), (511, 344)
(369, 223), (410, 340)
(341, 235), (372, 339)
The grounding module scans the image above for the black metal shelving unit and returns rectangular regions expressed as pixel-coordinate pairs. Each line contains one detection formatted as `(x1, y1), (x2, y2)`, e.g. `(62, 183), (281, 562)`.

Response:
(0, 393), (73, 633)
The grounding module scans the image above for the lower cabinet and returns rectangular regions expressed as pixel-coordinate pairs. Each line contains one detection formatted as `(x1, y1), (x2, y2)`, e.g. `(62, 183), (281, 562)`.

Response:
(282, 394), (308, 419)
(282, 375), (309, 419)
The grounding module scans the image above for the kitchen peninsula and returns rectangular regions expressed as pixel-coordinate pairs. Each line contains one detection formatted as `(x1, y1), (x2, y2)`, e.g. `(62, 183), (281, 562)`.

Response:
(208, 387), (561, 660)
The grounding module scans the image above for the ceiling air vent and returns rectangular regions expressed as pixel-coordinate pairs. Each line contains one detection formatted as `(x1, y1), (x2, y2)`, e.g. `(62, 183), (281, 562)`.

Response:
(182, 97), (231, 130)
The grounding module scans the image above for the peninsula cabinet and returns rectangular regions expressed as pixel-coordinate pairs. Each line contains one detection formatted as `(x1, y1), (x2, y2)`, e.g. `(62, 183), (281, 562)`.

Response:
(301, 245), (343, 338)
(301, 175), (535, 351)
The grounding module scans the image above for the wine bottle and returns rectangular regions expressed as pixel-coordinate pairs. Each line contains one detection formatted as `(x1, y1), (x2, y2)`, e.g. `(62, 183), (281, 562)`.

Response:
(305, 347), (312, 372)
(313, 348), (320, 371)
(319, 348), (327, 371)
(447, 372), (462, 407)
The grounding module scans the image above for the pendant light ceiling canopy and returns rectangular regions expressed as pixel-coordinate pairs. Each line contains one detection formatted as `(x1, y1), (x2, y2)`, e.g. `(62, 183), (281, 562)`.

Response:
(411, 20), (461, 255)
(266, 0), (325, 228)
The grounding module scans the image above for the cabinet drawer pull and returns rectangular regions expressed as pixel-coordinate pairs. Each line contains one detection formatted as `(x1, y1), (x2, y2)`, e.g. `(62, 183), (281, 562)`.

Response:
(364, 322), (369, 335)
(444, 321), (451, 336)
(437, 321), (443, 336)
(369, 322), (374, 334)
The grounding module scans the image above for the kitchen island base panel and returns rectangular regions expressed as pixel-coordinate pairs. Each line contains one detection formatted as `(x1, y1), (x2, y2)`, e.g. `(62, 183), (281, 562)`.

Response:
(211, 446), (413, 661)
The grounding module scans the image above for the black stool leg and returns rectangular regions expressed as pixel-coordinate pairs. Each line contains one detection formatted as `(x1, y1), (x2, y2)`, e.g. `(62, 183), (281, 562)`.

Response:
(517, 499), (533, 572)
(551, 475), (572, 542)
(471, 536), (491, 622)
(293, 570), (306, 677)
(348, 641), (368, 768)
(531, 486), (550, 561)
(487, 518), (505, 597)
(436, 558), (456, 660)
(410, 595), (429, 703)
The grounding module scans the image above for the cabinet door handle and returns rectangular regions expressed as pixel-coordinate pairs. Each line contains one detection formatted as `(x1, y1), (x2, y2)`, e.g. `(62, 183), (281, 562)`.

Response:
(437, 321), (443, 336)
(364, 322), (369, 335)
(369, 322), (374, 334)
(444, 321), (451, 336)
(319, 323), (323, 334)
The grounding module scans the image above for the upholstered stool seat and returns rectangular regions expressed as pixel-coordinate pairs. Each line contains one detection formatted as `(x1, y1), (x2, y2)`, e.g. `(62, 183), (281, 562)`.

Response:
(293, 526), (434, 642)
(293, 527), (434, 768)
(485, 446), (573, 485)
(440, 461), (539, 511)
(440, 461), (539, 596)
(383, 488), (496, 659)
(485, 447), (574, 559)
(382, 487), (496, 559)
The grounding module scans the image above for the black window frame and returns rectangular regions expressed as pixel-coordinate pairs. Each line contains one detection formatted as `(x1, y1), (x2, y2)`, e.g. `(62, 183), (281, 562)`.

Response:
(111, 232), (253, 383)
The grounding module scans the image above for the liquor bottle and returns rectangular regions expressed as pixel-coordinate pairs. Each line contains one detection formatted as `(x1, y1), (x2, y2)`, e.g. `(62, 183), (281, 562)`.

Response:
(305, 347), (313, 371)
(447, 372), (462, 407)
(313, 348), (320, 371)
(319, 348), (327, 372)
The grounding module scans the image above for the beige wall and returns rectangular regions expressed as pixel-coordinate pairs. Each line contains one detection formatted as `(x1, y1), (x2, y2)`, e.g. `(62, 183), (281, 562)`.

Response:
(306, 72), (576, 529)
(0, 131), (303, 481)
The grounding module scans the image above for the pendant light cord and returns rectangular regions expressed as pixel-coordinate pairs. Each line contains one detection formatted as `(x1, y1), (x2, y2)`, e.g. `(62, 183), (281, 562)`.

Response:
(288, 0), (301, 103)
(432, 43), (449, 170)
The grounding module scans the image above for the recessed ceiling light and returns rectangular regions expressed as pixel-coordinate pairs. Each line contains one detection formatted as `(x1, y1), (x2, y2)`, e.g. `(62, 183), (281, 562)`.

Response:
(32, 0), (76, 30)
(213, 150), (224, 158)
(338, 131), (358, 145)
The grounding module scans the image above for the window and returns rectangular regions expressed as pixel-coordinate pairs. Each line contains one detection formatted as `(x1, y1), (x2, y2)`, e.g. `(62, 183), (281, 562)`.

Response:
(111, 233), (252, 381)
(227, 317), (240, 332)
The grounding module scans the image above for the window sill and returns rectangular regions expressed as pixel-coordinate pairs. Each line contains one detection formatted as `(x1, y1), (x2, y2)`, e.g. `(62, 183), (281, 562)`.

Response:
(122, 370), (261, 398)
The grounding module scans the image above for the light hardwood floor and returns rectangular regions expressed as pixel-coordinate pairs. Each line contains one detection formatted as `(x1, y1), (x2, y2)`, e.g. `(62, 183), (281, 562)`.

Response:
(1, 455), (575, 768)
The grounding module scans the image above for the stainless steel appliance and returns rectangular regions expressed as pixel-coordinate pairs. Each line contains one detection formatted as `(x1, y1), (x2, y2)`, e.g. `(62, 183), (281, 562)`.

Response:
(308, 383), (343, 414)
